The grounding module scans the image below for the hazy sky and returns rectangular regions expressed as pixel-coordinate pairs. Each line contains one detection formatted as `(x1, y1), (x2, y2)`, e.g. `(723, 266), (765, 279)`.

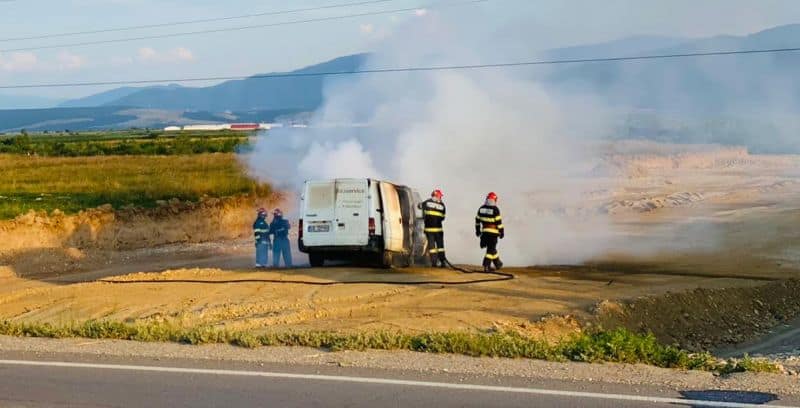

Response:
(1, 0), (799, 99)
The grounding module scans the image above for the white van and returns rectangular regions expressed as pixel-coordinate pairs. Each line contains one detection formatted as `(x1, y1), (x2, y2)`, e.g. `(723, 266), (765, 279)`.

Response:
(298, 178), (426, 267)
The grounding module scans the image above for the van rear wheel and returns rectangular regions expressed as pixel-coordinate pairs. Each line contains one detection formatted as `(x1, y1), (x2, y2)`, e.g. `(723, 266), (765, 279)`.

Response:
(380, 251), (393, 269)
(309, 252), (325, 268)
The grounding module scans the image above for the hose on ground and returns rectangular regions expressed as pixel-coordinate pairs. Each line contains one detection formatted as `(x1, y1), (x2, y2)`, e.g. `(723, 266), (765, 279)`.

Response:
(98, 258), (514, 286)
(442, 257), (514, 283)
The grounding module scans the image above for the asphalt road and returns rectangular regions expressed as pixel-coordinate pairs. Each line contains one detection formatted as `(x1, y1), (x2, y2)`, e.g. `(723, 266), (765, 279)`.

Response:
(0, 353), (797, 408)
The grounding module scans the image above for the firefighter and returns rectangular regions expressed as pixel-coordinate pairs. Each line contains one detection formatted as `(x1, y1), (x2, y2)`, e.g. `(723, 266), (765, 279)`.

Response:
(475, 192), (504, 272)
(419, 189), (447, 267)
(270, 208), (293, 268)
(253, 208), (270, 268)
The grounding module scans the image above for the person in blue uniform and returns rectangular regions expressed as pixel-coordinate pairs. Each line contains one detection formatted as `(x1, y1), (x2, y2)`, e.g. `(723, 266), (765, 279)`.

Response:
(270, 208), (292, 268)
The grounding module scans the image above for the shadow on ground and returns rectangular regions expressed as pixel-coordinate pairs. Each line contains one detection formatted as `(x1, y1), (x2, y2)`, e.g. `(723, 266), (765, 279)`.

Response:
(678, 390), (779, 407)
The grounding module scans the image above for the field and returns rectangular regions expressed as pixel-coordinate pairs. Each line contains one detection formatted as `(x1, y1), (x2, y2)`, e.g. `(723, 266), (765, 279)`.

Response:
(0, 129), (252, 156)
(0, 128), (271, 219)
(0, 153), (269, 219)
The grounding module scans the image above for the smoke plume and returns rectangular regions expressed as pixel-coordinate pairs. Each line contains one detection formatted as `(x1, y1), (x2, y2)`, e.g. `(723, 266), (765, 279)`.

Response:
(245, 13), (633, 265)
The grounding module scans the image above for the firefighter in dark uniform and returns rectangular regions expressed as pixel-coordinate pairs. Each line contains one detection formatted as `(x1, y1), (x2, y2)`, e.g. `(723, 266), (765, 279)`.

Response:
(475, 192), (504, 272)
(419, 189), (447, 267)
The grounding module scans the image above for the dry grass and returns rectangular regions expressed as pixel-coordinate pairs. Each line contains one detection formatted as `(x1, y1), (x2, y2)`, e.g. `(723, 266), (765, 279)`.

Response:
(0, 153), (269, 218)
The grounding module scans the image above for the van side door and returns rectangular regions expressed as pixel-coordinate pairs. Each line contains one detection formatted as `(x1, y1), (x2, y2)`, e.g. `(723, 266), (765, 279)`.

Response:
(378, 182), (404, 252)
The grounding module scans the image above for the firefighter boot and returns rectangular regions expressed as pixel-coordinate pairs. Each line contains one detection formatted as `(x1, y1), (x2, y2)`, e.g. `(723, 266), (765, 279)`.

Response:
(493, 259), (503, 271)
(430, 255), (439, 268)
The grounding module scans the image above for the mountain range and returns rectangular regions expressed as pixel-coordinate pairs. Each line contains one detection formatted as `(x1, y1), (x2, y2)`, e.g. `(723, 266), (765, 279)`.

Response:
(1, 24), (799, 141)
(543, 24), (800, 114)
(58, 85), (182, 108)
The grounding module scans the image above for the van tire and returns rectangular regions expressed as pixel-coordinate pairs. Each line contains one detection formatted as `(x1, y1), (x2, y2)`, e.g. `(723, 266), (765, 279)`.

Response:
(380, 251), (393, 269)
(309, 252), (325, 268)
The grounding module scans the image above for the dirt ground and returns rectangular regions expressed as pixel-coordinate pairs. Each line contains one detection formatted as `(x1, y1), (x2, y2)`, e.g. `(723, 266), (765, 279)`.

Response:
(0, 244), (765, 335)
(2, 143), (800, 351)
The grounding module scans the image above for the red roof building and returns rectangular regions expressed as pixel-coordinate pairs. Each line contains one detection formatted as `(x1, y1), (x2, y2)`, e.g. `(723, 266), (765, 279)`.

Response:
(230, 123), (259, 131)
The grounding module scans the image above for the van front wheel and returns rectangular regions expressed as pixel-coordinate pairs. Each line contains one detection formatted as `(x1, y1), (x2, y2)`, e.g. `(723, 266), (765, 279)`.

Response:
(309, 252), (325, 268)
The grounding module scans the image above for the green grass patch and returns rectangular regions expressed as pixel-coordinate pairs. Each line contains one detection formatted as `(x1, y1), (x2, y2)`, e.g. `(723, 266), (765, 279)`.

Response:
(0, 131), (254, 157)
(716, 354), (783, 375)
(0, 153), (270, 219)
(22, 129), (247, 143)
(0, 320), (781, 374)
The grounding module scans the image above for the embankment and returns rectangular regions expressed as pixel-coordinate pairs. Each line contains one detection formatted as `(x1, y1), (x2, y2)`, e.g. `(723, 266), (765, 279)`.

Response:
(0, 194), (281, 277)
(595, 279), (800, 352)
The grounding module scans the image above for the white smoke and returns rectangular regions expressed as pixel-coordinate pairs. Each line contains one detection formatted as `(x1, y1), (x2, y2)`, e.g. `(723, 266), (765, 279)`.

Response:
(245, 13), (619, 265)
(298, 140), (383, 180)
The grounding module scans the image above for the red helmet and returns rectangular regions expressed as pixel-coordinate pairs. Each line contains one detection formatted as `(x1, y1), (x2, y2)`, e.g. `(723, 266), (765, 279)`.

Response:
(431, 189), (443, 199)
(486, 192), (498, 201)
(273, 208), (283, 217)
(257, 207), (267, 215)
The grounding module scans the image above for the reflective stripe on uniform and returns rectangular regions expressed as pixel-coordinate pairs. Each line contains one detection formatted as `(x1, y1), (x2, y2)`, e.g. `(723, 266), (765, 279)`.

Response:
(484, 253), (500, 260)
(477, 216), (500, 223)
(424, 227), (443, 233)
(482, 228), (500, 234)
(253, 229), (269, 233)
(424, 210), (445, 217)
(497, 224), (504, 229)
(429, 248), (445, 254)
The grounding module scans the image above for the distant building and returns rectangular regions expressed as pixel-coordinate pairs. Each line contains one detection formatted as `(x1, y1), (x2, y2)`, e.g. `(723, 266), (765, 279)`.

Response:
(229, 123), (259, 131)
(182, 124), (230, 131)
(163, 123), (272, 132)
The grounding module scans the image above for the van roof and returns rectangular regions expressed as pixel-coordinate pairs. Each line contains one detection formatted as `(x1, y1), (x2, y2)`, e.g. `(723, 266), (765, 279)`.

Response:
(305, 178), (415, 191)
(306, 178), (381, 184)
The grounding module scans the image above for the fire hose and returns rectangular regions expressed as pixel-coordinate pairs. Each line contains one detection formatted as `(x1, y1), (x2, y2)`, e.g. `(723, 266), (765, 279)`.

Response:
(99, 257), (514, 286)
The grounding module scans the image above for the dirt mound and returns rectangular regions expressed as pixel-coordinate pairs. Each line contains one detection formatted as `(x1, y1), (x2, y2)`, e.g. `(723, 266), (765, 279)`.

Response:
(604, 191), (705, 213)
(594, 279), (800, 351)
(491, 315), (582, 344)
(0, 194), (282, 278)
(596, 142), (799, 178)
(0, 266), (14, 279)
(0, 194), (279, 256)
(757, 180), (799, 193)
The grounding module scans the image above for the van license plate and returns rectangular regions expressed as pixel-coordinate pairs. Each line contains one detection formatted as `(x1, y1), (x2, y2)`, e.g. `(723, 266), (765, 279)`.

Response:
(308, 225), (330, 233)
